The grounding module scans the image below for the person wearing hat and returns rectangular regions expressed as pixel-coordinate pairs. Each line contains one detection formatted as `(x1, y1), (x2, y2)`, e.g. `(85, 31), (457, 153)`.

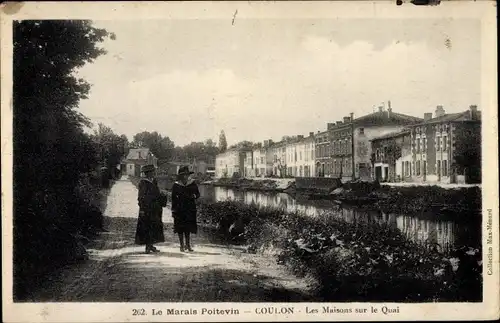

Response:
(135, 164), (167, 253)
(171, 166), (200, 252)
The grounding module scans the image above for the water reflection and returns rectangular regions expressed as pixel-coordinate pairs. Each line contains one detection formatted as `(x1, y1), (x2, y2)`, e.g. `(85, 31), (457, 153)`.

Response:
(198, 185), (479, 253)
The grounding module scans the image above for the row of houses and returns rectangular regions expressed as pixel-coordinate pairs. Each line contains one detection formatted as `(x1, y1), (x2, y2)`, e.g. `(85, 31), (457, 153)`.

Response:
(371, 105), (481, 184)
(215, 104), (481, 184)
(122, 148), (216, 178)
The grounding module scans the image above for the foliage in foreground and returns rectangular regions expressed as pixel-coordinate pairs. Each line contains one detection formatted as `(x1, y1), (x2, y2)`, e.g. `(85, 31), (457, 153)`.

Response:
(13, 20), (116, 300)
(197, 200), (482, 302)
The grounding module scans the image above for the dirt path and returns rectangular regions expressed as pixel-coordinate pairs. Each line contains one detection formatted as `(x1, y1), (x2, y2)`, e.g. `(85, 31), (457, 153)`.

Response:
(26, 177), (315, 302)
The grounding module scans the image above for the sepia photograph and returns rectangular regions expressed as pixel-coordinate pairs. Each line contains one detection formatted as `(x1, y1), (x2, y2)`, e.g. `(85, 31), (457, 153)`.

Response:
(1, 1), (498, 322)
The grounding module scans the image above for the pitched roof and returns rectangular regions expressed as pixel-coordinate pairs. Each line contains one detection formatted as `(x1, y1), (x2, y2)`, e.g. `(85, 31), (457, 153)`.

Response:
(353, 110), (423, 126)
(126, 148), (152, 160)
(371, 129), (411, 141)
(413, 110), (481, 126)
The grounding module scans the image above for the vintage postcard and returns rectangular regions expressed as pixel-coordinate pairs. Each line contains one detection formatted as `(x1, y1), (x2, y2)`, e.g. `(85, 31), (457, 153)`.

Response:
(1, 1), (498, 322)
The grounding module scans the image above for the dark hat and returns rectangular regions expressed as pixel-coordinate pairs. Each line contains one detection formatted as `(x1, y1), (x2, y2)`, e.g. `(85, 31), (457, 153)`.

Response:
(141, 164), (155, 173)
(178, 166), (194, 176)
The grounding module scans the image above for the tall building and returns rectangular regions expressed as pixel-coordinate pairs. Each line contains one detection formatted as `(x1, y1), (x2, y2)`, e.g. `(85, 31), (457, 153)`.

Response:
(408, 105), (481, 184)
(285, 133), (316, 177)
(352, 105), (422, 180)
(271, 141), (287, 177)
(215, 148), (248, 178)
(330, 116), (355, 182)
(315, 129), (332, 177)
(370, 104), (481, 184)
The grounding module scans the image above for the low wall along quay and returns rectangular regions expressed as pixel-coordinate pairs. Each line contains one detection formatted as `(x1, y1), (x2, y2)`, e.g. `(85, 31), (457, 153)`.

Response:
(295, 177), (342, 193)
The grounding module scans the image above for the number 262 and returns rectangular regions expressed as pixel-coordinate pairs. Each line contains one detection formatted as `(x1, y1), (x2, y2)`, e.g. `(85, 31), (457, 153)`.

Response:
(132, 309), (146, 316)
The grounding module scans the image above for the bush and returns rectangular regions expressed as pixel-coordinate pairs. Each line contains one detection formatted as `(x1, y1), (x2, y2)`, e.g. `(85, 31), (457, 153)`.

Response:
(197, 200), (482, 302)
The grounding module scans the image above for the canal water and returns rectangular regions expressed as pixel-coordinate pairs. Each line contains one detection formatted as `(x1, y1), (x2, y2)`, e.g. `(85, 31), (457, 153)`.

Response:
(198, 185), (480, 253)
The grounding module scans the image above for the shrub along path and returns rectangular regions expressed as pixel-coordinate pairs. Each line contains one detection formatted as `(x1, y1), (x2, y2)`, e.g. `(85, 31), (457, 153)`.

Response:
(25, 177), (315, 302)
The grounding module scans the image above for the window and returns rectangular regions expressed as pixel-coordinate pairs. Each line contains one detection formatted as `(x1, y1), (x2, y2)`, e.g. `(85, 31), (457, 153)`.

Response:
(443, 136), (447, 151)
(416, 139), (420, 153)
(436, 136), (441, 151)
(437, 160), (441, 176)
(359, 128), (364, 135)
(260, 157), (264, 164)
(423, 138), (427, 152)
(416, 160), (421, 176)
(405, 161), (409, 176)
(443, 160), (448, 176)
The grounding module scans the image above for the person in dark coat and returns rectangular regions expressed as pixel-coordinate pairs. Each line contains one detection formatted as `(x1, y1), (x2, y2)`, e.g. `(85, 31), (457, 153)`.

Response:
(135, 164), (167, 253)
(171, 166), (200, 252)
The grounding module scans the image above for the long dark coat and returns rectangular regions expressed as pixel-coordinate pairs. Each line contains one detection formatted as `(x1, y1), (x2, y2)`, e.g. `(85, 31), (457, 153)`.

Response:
(135, 178), (166, 245)
(171, 180), (200, 234)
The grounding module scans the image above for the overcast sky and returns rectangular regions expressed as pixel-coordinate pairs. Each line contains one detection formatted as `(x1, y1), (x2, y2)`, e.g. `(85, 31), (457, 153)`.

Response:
(76, 18), (480, 147)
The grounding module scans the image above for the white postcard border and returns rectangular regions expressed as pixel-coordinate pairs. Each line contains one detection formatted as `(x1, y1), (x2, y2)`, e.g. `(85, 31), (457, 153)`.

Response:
(1, 1), (498, 322)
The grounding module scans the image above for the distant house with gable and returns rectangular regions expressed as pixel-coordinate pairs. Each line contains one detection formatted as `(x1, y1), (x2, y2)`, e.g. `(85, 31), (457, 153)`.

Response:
(123, 148), (158, 177)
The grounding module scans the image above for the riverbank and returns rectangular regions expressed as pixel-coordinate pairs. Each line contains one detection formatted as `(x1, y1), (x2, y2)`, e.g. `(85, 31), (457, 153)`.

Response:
(205, 177), (294, 192)
(197, 200), (482, 302)
(330, 182), (481, 216)
(204, 178), (481, 216)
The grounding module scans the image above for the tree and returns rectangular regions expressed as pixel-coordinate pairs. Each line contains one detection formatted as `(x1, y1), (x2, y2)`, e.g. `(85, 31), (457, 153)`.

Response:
(384, 141), (402, 182)
(13, 20), (114, 299)
(91, 123), (128, 176)
(229, 140), (254, 150)
(453, 124), (481, 183)
(171, 140), (220, 163)
(131, 131), (175, 160)
(219, 130), (227, 152)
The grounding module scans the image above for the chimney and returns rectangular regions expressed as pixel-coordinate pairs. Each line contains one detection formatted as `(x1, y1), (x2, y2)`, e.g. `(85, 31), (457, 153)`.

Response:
(327, 123), (335, 130)
(424, 113), (433, 121)
(469, 105), (478, 120)
(343, 116), (351, 123)
(336, 121), (343, 126)
(435, 105), (445, 118)
(309, 132), (314, 137)
(378, 106), (384, 113)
